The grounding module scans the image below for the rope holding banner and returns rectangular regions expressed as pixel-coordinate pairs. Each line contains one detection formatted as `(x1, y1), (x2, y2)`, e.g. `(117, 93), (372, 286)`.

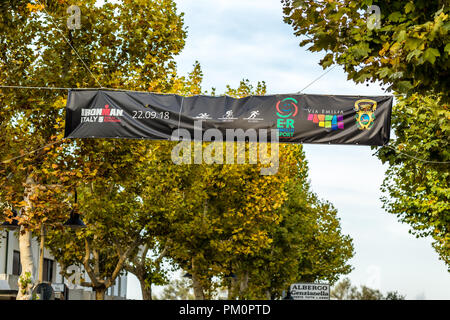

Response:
(36, 0), (104, 88)
(374, 145), (450, 165)
(1, 139), (65, 165)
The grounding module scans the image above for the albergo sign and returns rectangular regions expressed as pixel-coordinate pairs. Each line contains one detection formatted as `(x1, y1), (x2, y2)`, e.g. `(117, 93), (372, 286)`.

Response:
(290, 283), (330, 300)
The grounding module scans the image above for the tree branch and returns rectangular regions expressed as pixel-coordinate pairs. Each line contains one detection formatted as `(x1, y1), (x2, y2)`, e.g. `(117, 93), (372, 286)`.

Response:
(155, 240), (171, 268)
(83, 239), (101, 288)
(106, 237), (143, 288)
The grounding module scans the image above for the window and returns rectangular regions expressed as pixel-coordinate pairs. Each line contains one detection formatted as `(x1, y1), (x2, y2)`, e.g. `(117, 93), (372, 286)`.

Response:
(12, 251), (21, 276)
(43, 258), (54, 282)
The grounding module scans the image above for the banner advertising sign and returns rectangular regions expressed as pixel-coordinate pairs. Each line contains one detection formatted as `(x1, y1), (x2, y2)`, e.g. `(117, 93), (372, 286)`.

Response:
(65, 89), (392, 146)
(290, 283), (330, 300)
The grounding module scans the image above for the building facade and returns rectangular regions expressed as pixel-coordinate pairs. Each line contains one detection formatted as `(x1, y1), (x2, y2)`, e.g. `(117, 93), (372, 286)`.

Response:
(0, 229), (127, 300)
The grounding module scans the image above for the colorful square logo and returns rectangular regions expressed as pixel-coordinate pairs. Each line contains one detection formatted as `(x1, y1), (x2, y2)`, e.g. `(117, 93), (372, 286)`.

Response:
(307, 114), (344, 130)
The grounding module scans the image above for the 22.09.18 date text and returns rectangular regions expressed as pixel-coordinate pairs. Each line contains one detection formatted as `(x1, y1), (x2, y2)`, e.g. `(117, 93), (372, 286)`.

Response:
(132, 111), (170, 120)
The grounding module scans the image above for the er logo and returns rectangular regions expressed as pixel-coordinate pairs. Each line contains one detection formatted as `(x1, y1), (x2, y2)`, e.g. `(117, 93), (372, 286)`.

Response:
(277, 118), (294, 129)
(276, 97), (298, 138)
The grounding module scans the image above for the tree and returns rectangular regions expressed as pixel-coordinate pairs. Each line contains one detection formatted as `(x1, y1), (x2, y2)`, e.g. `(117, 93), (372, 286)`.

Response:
(281, 0), (450, 269)
(282, 0), (449, 100)
(331, 278), (359, 300)
(45, 60), (210, 300)
(0, 0), (187, 299)
(223, 145), (354, 300)
(44, 140), (159, 300)
(157, 278), (195, 300)
(376, 94), (449, 268)
(331, 278), (406, 300)
(124, 241), (170, 300)
(155, 80), (354, 300)
(385, 291), (407, 300)
(0, 0), (79, 299)
(162, 146), (293, 299)
(120, 61), (206, 300)
(154, 79), (295, 300)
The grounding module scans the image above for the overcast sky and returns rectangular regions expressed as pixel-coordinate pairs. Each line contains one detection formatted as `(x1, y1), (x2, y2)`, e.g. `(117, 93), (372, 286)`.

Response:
(126, 0), (450, 300)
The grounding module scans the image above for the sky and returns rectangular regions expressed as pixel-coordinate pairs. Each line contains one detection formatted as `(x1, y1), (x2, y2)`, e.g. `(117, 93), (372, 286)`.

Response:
(128, 0), (450, 300)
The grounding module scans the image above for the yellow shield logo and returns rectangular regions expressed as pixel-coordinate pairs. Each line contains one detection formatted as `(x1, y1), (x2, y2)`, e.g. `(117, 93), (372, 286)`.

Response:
(354, 99), (377, 130)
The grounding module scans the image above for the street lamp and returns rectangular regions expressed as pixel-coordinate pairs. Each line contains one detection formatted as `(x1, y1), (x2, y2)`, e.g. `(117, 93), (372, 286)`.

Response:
(1, 190), (87, 287)
(38, 191), (86, 284)
(63, 209), (86, 229)
(63, 189), (86, 230)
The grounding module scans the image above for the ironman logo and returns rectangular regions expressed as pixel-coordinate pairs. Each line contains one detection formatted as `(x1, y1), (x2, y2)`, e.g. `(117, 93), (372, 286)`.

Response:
(276, 97), (298, 138)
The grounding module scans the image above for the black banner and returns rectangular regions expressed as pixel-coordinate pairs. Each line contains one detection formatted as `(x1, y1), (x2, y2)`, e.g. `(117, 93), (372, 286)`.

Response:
(65, 89), (392, 146)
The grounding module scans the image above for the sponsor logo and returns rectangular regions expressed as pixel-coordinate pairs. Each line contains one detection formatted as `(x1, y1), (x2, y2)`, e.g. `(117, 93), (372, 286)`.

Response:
(307, 114), (344, 130)
(354, 99), (377, 130)
(243, 110), (264, 122)
(305, 108), (344, 115)
(276, 97), (298, 138)
(81, 105), (123, 123)
(218, 110), (238, 122)
(194, 113), (212, 120)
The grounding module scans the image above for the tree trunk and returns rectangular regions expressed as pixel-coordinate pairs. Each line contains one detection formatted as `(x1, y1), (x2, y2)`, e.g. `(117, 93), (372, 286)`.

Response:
(239, 271), (249, 297)
(95, 287), (106, 300)
(16, 228), (35, 300)
(228, 278), (238, 300)
(191, 258), (205, 300)
(139, 277), (152, 300)
(16, 175), (37, 300)
(38, 224), (45, 283)
(192, 273), (205, 300)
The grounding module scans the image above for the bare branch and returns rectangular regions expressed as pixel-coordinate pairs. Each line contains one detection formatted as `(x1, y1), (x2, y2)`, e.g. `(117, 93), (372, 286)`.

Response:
(83, 239), (101, 288)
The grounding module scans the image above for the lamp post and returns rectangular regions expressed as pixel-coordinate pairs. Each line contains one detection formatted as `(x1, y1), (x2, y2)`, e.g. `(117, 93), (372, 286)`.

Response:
(38, 189), (86, 284)
(283, 286), (294, 300)
(63, 209), (86, 229)
(63, 190), (86, 229)
(1, 190), (87, 299)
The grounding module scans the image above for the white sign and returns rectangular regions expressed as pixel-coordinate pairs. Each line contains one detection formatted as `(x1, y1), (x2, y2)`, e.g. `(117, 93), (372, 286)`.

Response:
(290, 283), (330, 300)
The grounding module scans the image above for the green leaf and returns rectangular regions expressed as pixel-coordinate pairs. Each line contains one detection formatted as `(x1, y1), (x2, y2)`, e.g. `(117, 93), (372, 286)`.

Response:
(321, 53), (334, 68)
(376, 67), (391, 78)
(405, 3), (415, 14)
(423, 48), (440, 64)
(388, 12), (403, 22)
(396, 81), (413, 92)
(444, 43), (450, 55)
(404, 38), (423, 51)
(395, 30), (407, 42)
(292, 0), (306, 8)
(406, 49), (421, 62)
